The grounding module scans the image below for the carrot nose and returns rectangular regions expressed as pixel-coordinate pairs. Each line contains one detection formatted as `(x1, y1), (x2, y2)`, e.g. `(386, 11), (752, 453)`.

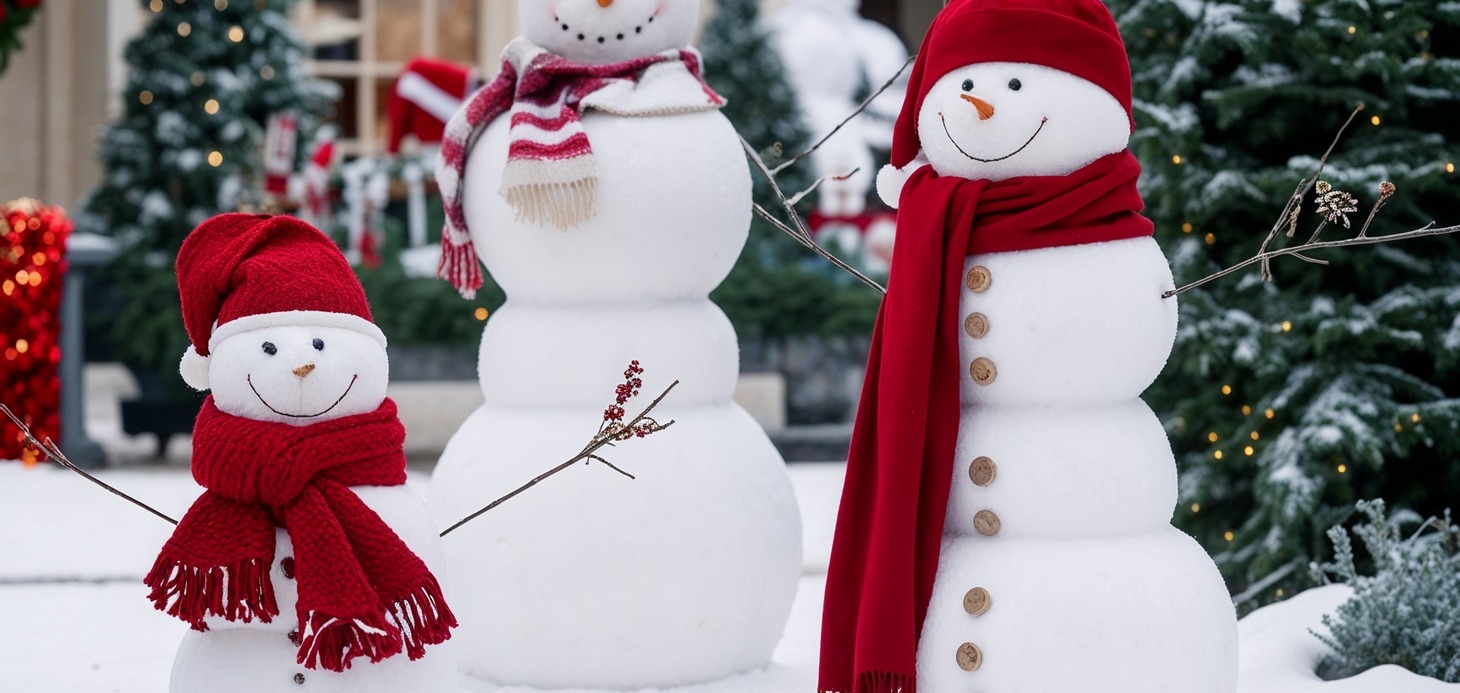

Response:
(597, 0), (613, 6)
(961, 94), (995, 121)
(293, 363), (316, 378)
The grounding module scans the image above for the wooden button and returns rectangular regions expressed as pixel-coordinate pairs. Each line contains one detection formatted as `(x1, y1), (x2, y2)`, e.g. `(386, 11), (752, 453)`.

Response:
(293, 672), (306, 685)
(969, 358), (997, 386)
(963, 312), (989, 339)
(963, 587), (991, 616)
(968, 456), (997, 486)
(965, 265), (992, 293)
(974, 510), (1001, 536)
(956, 642), (983, 671)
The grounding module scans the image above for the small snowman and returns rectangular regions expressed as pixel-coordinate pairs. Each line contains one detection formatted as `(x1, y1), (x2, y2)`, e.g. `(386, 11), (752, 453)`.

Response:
(820, 1), (1238, 692)
(149, 214), (458, 692)
(428, 0), (801, 688)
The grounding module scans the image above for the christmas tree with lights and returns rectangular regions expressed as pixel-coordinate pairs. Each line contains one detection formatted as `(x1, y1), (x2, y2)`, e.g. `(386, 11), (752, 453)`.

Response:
(1110, 0), (1460, 609)
(78, 0), (334, 392)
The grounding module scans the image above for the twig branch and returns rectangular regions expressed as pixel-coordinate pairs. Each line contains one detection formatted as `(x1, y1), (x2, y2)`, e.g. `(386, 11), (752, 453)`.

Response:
(439, 380), (678, 537)
(1, 403), (178, 525)
(771, 55), (916, 176)
(1166, 224), (1458, 298)
(786, 168), (862, 208)
(742, 137), (888, 295)
(1164, 104), (1460, 299)
(737, 56), (915, 296)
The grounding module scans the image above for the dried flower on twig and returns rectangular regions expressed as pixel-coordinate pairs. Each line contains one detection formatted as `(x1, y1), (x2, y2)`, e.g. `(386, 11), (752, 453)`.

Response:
(440, 362), (678, 537)
(1314, 181), (1359, 229)
(1164, 105), (1460, 299)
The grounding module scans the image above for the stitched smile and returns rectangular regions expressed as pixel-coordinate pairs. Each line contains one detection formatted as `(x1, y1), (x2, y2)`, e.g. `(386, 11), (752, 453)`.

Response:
(940, 113), (1048, 163)
(248, 373), (358, 419)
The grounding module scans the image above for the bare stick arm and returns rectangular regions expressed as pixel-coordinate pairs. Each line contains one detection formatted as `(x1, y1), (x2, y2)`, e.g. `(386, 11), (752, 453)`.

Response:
(1, 403), (179, 525)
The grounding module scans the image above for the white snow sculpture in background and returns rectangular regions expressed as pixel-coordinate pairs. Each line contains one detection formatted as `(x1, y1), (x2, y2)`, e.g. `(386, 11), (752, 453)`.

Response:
(426, 0), (802, 688)
(820, 0), (1239, 691)
(769, 0), (908, 218)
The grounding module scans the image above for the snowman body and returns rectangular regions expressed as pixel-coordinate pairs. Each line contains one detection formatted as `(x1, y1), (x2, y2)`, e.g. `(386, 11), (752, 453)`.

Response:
(170, 488), (457, 693)
(171, 324), (458, 693)
(881, 60), (1238, 691)
(427, 1), (801, 688)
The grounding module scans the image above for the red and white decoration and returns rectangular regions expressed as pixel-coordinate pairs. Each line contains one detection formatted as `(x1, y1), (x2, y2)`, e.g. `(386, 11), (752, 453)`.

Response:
(262, 112), (299, 197)
(387, 56), (478, 155)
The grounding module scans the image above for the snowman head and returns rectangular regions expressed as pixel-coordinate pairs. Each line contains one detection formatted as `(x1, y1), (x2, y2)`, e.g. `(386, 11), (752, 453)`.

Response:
(892, 0), (1135, 182)
(175, 214), (391, 426)
(521, 0), (698, 65)
(206, 325), (387, 425)
(916, 63), (1130, 181)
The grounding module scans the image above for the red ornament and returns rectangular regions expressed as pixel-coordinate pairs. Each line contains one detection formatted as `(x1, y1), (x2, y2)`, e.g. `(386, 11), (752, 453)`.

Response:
(0, 198), (70, 466)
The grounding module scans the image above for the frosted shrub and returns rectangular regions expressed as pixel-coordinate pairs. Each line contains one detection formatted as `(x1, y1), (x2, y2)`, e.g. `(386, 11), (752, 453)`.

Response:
(1310, 499), (1460, 682)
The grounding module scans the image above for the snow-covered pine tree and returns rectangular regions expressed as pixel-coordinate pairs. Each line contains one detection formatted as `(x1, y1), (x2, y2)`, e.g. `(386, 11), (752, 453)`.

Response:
(702, 0), (879, 345)
(79, 0), (334, 391)
(1109, 0), (1460, 609)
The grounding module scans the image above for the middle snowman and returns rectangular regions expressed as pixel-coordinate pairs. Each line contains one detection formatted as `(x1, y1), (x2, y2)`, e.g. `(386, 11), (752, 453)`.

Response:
(820, 1), (1238, 692)
(428, 0), (802, 689)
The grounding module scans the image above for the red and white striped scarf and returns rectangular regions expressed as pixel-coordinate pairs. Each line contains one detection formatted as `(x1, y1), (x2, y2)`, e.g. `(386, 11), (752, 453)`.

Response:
(436, 38), (725, 298)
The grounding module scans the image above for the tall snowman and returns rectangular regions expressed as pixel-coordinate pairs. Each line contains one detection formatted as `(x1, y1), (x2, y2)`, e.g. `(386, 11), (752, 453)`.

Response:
(819, 1), (1239, 692)
(428, 0), (801, 688)
(154, 214), (457, 692)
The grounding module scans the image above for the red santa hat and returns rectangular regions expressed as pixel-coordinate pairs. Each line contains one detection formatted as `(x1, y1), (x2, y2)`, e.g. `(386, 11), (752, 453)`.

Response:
(891, 0), (1134, 168)
(387, 57), (478, 154)
(175, 213), (385, 390)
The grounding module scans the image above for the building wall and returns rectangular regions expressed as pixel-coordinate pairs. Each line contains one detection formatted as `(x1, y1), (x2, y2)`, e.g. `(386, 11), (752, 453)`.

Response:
(0, 0), (126, 210)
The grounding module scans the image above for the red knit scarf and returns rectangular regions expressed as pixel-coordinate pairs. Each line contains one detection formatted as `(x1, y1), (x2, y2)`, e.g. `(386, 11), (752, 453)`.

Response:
(818, 151), (1152, 693)
(144, 398), (456, 673)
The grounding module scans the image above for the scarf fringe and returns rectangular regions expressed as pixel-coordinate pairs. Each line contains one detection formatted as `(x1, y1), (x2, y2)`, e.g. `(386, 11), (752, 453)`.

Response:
(503, 177), (597, 230)
(386, 578), (459, 661)
(436, 224), (482, 299)
(297, 609), (402, 673)
(144, 556), (278, 630)
(819, 671), (916, 693)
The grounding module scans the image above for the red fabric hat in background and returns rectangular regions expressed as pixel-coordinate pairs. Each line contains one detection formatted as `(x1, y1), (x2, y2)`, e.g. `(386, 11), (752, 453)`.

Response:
(175, 213), (385, 390)
(891, 0), (1134, 168)
(387, 56), (478, 154)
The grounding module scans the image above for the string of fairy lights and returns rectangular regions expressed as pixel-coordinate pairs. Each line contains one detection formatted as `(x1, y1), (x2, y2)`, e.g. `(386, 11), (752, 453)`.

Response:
(135, 0), (277, 170)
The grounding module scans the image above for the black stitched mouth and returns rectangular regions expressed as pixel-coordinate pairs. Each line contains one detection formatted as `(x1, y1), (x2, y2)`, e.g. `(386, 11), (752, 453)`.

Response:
(940, 113), (1048, 163)
(248, 373), (358, 419)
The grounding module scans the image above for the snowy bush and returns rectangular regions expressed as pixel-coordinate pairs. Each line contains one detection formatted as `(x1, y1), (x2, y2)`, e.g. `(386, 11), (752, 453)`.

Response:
(1310, 499), (1460, 682)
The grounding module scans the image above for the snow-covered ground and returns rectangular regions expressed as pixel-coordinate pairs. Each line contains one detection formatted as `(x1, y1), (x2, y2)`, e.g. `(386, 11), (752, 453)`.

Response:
(3, 461), (1456, 692)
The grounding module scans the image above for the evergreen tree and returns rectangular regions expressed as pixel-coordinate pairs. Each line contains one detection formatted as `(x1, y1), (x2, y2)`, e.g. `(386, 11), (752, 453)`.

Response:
(700, 0), (881, 347)
(78, 0), (335, 390)
(1110, 0), (1460, 609)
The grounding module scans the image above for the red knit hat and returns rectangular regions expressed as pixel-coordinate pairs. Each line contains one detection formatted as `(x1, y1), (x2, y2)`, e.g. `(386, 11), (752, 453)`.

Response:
(175, 213), (385, 390)
(891, 0), (1134, 168)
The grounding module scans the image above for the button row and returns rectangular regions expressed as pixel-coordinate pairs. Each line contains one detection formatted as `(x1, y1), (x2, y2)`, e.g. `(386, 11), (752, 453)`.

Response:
(961, 265), (996, 678)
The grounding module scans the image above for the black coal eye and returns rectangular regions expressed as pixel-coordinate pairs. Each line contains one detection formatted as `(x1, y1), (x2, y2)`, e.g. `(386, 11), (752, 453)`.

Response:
(1008, 78), (1022, 91)
(312, 338), (325, 351)
(262, 341), (277, 356)
(961, 79), (974, 92)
